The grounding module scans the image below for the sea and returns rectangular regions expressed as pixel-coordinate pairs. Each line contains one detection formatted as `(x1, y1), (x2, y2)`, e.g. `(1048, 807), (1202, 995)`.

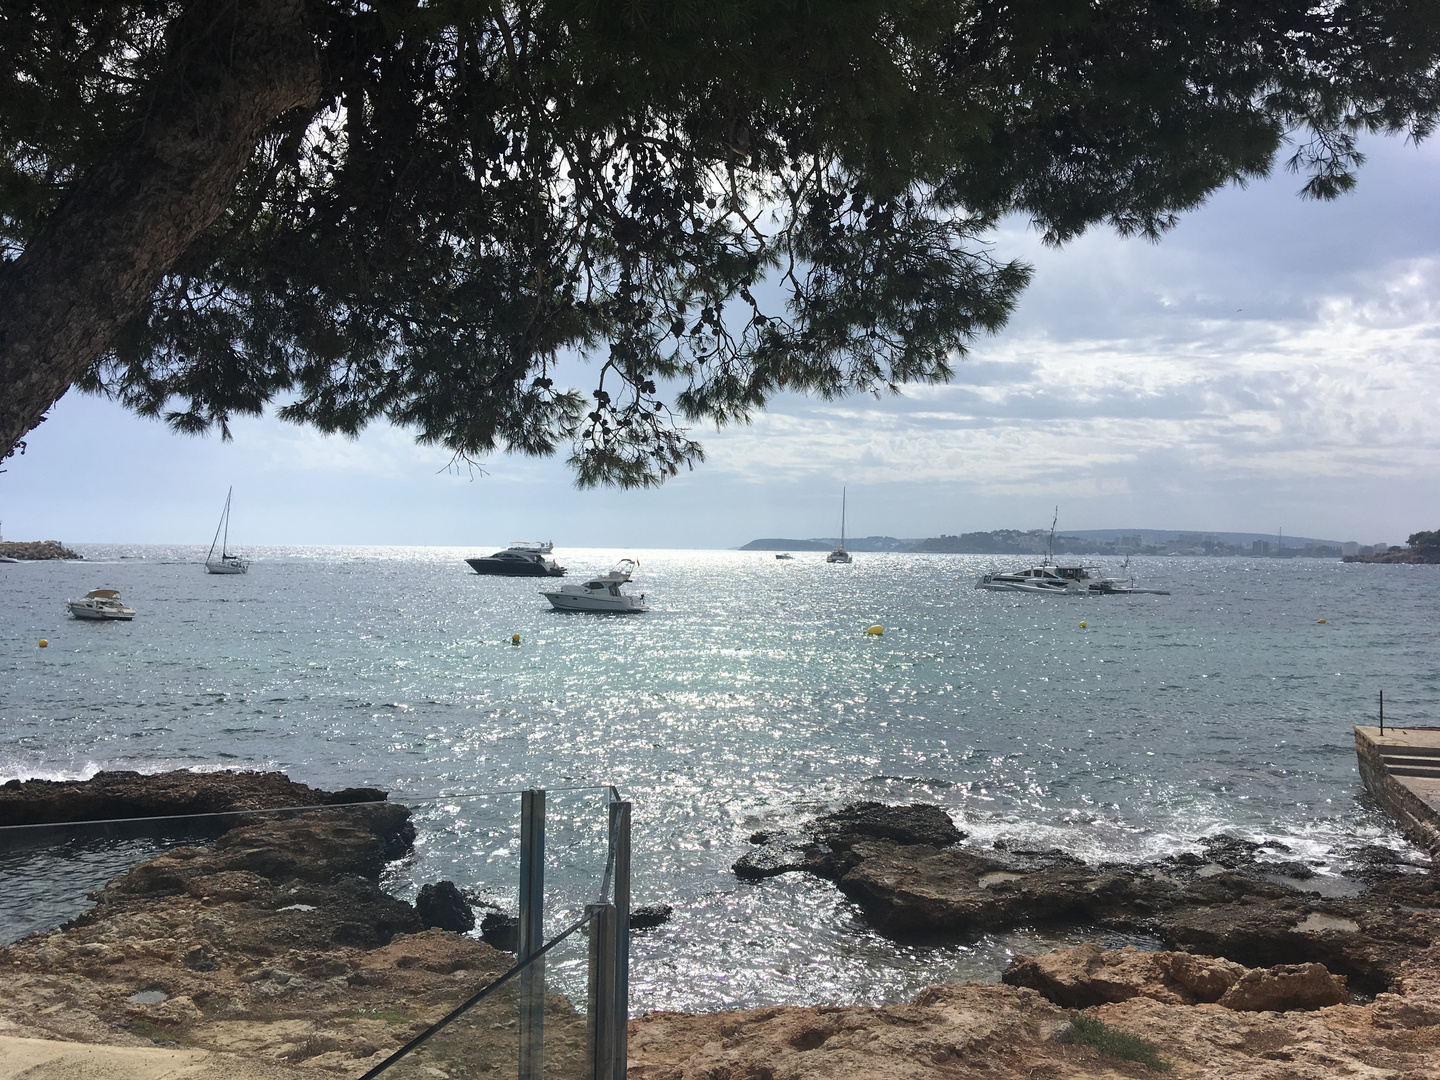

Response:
(0, 546), (1435, 1012)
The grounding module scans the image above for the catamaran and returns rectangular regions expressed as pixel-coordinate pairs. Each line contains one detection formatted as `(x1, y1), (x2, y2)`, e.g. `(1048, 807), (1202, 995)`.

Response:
(205, 487), (249, 574)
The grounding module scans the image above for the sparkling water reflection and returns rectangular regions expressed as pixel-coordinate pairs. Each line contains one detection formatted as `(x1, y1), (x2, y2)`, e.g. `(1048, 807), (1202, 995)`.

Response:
(1, 546), (1435, 1008)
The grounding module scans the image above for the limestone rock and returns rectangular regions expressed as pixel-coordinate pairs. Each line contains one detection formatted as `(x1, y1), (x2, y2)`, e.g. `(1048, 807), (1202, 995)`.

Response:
(1161, 950), (1247, 1001)
(1216, 963), (1348, 1012)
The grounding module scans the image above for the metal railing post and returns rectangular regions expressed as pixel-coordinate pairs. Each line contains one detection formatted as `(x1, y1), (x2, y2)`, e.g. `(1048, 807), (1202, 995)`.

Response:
(586, 903), (617, 1080)
(609, 801), (631, 1080)
(518, 789), (546, 1080)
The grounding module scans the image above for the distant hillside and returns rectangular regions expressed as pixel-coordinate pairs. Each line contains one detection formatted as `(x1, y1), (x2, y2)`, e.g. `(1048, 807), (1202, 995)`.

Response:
(912, 530), (1084, 555)
(740, 536), (919, 552)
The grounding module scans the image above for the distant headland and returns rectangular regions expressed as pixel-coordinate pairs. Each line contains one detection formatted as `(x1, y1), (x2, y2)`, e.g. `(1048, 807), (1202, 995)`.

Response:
(742, 528), (1360, 558)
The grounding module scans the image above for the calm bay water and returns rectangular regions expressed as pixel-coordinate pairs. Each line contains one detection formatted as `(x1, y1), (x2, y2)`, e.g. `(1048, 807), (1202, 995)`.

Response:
(1, 546), (1434, 1010)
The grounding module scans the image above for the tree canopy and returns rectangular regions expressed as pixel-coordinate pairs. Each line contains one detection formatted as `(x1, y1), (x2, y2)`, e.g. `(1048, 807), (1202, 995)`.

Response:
(1, 0), (1437, 484)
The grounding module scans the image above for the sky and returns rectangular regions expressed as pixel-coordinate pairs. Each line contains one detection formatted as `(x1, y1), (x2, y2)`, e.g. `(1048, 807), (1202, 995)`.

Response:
(2, 135), (1438, 549)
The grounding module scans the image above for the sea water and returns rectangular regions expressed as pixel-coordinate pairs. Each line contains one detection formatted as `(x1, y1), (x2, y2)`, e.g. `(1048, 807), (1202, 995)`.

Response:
(0, 547), (1434, 1010)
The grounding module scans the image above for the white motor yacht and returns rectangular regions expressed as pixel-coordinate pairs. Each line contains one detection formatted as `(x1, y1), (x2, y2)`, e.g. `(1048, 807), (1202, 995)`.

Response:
(467, 541), (566, 577)
(67, 589), (136, 620)
(541, 560), (646, 613)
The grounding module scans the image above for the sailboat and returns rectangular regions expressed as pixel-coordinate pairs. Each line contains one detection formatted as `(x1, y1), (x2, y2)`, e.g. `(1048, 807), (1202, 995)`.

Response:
(826, 488), (853, 564)
(205, 488), (249, 574)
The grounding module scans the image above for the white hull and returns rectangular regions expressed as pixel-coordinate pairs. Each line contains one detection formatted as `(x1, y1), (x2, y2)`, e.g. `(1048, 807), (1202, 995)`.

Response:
(976, 573), (1169, 596)
(542, 592), (645, 613)
(205, 561), (248, 575)
(67, 601), (135, 620)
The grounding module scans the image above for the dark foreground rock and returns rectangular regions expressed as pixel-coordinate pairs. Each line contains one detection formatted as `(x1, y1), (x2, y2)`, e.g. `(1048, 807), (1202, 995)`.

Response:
(415, 880), (475, 933)
(0, 768), (389, 827)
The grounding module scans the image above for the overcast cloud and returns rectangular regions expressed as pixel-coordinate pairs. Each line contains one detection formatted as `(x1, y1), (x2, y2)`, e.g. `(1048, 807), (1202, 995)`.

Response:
(2, 135), (1437, 549)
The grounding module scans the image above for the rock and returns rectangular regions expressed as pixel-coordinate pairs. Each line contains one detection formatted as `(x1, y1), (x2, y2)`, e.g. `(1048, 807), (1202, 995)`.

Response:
(1255, 859), (1316, 880)
(1004, 946), (1245, 1007)
(1153, 897), (1411, 995)
(478, 910), (519, 952)
(808, 802), (966, 850)
(0, 540), (80, 561)
(1216, 963), (1348, 1011)
(1004, 945), (1170, 1007)
(1007, 946), (1348, 1014)
(415, 881), (474, 933)
(0, 769), (389, 827)
(732, 832), (826, 880)
(97, 804), (415, 900)
(734, 803), (964, 883)
(1162, 951), (1247, 1002)
(630, 904), (673, 931)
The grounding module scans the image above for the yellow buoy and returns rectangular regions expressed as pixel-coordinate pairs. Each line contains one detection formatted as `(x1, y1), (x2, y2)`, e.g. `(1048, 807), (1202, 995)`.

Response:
(1317, 618), (1327, 624)
(1079, 621), (1087, 629)
(38, 639), (48, 648)
(864, 624), (884, 636)
(511, 633), (521, 645)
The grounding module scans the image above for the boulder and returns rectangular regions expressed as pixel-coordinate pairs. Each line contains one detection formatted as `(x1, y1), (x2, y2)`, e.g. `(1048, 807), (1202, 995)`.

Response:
(1216, 963), (1348, 1011)
(630, 904), (673, 930)
(1161, 951), (1247, 1002)
(479, 910), (519, 952)
(415, 881), (475, 933)
(808, 802), (966, 850)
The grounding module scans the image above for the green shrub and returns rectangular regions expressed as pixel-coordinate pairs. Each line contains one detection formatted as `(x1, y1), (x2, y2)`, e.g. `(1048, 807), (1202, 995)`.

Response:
(1065, 1015), (1170, 1071)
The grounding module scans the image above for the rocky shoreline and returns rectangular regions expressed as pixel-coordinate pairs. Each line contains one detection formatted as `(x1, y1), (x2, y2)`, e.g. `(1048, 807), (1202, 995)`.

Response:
(1343, 548), (1440, 564)
(2, 777), (1439, 1078)
(0, 539), (81, 560)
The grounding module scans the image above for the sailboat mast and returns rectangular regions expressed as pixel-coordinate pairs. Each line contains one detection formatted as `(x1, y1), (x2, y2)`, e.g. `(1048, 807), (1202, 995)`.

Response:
(222, 487), (232, 556)
(841, 488), (846, 550)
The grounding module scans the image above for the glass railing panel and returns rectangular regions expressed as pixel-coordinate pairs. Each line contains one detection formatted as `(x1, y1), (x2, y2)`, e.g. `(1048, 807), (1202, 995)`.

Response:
(540, 787), (617, 932)
(383, 789), (525, 948)
(541, 915), (595, 1080)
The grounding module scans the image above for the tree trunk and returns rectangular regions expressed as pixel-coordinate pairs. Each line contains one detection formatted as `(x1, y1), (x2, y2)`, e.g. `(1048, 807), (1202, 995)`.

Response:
(0, 0), (322, 463)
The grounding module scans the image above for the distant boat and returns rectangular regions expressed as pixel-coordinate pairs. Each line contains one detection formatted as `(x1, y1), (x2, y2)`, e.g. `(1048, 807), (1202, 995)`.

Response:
(775, 553), (794, 560)
(467, 541), (566, 577)
(205, 488), (249, 575)
(826, 489), (853, 564)
(67, 589), (136, 620)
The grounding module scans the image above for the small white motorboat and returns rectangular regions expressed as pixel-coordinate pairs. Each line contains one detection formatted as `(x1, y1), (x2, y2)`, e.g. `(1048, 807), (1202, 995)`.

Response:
(775, 553), (794, 560)
(541, 560), (646, 613)
(67, 589), (136, 620)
